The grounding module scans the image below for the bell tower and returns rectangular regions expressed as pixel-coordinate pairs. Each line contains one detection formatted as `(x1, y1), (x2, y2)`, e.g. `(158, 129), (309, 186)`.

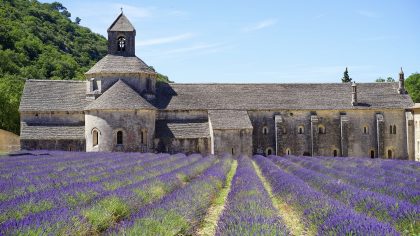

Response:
(107, 12), (136, 56)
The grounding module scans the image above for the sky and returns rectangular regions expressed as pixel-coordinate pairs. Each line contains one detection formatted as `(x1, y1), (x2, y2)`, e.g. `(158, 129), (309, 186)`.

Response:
(42, 0), (420, 83)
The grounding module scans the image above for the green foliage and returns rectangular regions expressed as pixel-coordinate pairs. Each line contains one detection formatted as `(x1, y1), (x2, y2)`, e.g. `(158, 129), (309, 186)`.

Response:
(341, 67), (352, 83)
(405, 73), (420, 103)
(133, 182), (168, 204)
(149, 66), (173, 83)
(0, 0), (107, 134)
(126, 210), (189, 236)
(83, 196), (130, 232)
(0, 0), (171, 135)
(375, 77), (395, 83)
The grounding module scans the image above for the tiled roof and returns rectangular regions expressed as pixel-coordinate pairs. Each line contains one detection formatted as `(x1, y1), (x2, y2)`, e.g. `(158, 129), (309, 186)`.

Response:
(85, 80), (155, 110)
(155, 82), (414, 110)
(85, 55), (154, 75)
(19, 80), (88, 112)
(209, 110), (253, 130)
(20, 80), (414, 113)
(156, 121), (210, 139)
(20, 123), (84, 140)
(108, 13), (135, 32)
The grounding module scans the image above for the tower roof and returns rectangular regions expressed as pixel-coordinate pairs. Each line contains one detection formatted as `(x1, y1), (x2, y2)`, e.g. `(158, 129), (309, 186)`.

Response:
(85, 80), (155, 110)
(85, 54), (154, 75)
(108, 13), (135, 32)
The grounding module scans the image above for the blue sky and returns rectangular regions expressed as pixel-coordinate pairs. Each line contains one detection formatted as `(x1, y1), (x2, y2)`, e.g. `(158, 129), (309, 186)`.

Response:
(43, 0), (419, 83)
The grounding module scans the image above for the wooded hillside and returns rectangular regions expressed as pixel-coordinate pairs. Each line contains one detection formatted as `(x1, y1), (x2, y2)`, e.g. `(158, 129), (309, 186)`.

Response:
(0, 0), (169, 134)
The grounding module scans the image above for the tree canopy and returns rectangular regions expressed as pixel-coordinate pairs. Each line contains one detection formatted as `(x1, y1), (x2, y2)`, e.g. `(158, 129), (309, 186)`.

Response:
(405, 73), (420, 103)
(341, 67), (352, 83)
(375, 77), (395, 83)
(0, 0), (170, 134)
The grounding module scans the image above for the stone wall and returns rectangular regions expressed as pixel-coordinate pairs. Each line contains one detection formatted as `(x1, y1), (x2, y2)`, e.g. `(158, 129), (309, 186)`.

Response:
(250, 109), (409, 159)
(157, 110), (208, 121)
(212, 129), (252, 157)
(86, 75), (157, 96)
(85, 109), (155, 152)
(0, 129), (20, 153)
(21, 139), (85, 151)
(155, 137), (211, 155)
(413, 109), (420, 161)
(20, 111), (84, 125)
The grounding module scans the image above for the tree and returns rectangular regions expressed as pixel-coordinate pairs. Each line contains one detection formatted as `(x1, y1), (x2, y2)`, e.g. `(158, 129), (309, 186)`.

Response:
(50, 2), (66, 11)
(342, 67), (352, 83)
(405, 73), (420, 103)
(376, 77), (385, 82)
(375, 77), (395, 83)
(61, 10), (71, 18)
(75, 17), (81, 25)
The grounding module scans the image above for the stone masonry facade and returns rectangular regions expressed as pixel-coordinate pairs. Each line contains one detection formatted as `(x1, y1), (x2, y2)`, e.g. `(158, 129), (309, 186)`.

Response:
(19, 13), (416, 160)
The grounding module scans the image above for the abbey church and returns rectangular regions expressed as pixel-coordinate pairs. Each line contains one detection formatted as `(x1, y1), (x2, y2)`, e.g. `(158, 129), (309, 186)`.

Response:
(19, 13), (417, 160)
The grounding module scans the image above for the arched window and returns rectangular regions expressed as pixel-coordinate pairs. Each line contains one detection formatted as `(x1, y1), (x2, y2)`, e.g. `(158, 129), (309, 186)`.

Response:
(333, 150), (338, 157)
(389, 125), (393, 134)
(117, 131), (123, 145)
(93, 130), (99, 146)
(363, 125), (368, 134)
(393, 125), (396, 134)
(117, 36), (126, 51)
(231, 148), (234, 155)
(262, 126), (268, 135)
(370, 150), (375, 158)
(266, 147), (273, 156)
(298, 126), (304, 134)
(318, 125), (325, 134)
(387, 149), (393, 159)
(285, 148), (291, 155)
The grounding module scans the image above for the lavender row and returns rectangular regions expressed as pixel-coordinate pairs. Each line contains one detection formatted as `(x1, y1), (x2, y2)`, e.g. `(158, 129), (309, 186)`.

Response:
(269, 156), (419, 234)
(215, 156), (288, 235)
(311, 155), (419, 186)
(254, 155), (399, 235)
(313, 155), (420, 177)
(283, 155), (419, 204)
(0, 153), (196, 225)
(1, 155), (217, 235)
(0, 153), (189, 215)
(108, 157), (233, 235)
(0, 153), (207, 235)
(0, 153), (166, 201)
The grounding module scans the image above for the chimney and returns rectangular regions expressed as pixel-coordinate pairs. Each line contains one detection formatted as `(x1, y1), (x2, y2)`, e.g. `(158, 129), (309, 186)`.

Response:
(398, 67), (406, 94)
(352, 82), (357, 106)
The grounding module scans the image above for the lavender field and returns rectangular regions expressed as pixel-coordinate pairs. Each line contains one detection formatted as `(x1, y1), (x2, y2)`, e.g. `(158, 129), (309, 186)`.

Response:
(0, 151), (419, 235)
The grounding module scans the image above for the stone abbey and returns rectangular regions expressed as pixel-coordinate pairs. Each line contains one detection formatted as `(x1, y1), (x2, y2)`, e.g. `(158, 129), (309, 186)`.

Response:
(19, 13), (417, 160)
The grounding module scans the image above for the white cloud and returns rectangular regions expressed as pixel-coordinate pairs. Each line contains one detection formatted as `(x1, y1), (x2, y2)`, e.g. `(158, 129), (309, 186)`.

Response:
(165, 43), (224, 54)
(357, 10), (378, 18)
(243, 19), (277, 32)
(138, 33), (194, 46)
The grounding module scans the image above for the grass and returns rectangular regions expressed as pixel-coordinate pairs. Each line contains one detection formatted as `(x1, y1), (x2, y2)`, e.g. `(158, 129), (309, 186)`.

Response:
(133, 181), (169, 205)
(83, 196), (129, 233)
(252, 160), (314, 236)
(0, 200), (54, 223)
(123, 210), (189, 236)
(196, 160), (238, 236)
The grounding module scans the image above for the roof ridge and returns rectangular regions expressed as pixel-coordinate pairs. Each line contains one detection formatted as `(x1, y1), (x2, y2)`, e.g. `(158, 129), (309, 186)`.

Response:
(108, 13), (135, 32)
(85, 79), (155, 110)
(27, 79), (85, 83)
(170, 82), (397, 85)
